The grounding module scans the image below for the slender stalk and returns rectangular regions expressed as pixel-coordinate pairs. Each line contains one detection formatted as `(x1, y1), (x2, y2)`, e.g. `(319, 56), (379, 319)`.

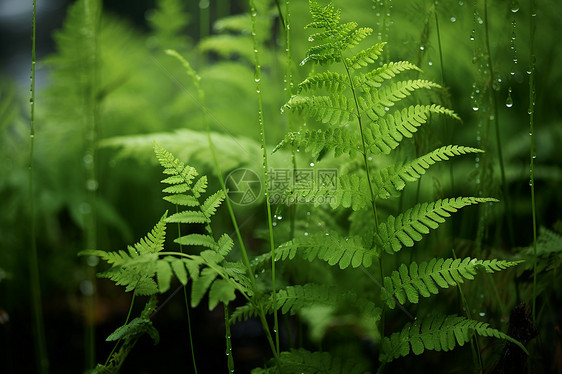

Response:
(175, 205), (198, 373)
(79, 1), (103, 368)
(284, 0), (297, 240)
(29, 1), (49, 372)
(433, 5), (455, 191)
(528, 0), (538, 321)
(250, 0), (281, 357)
(483, 0), (515, 247)
(104, 294), (136, 366)
(163, 50), (280, 364)
(452, 250), (483, 373)
(339, 51), (384, 337)
(224, 305), (235, 372)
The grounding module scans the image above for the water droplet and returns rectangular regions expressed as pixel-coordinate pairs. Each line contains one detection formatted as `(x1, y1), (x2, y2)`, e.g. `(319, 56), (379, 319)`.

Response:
(511, 0), (520, 12)
(469, 29), (475, 41)
(198, 0), (209, 9)
(505, 88), (513, 108)
(86, 179), (98, 191)
(277, 215), (282, 220)
(272, 222), (277, 226)
(472, 106), (479, 111)
(479, 312), (486, 317)
(308, 36), (314, 42)
(419, 46), (425, 51)
(450, 16), (456, 23)
(304, 232), (309, 236)
(428, 61), (433, 66)
(29, 134), (35, 139)
(529, 180), (533, 187)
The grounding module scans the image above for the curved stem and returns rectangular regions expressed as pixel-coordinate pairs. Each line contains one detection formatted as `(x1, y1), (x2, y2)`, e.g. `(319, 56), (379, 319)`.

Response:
(104, 294), (136, 367)
(29, 1), (48, 372)
(528, 0), (538, 322)
(483, 0), (515, 247)
(250, 0), (281, 359)
(340, 51), (385, 338)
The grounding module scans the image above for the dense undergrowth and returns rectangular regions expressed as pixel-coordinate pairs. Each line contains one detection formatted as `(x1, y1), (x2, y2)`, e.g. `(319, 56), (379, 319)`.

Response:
(1, 0), (561, 373)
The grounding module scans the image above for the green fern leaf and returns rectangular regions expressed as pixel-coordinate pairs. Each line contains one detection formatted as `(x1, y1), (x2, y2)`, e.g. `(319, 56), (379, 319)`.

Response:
(156, 261), (173, 293)
(280, 173), (371, 211)
(174, 233), (217, 249)
(165, 210), (209, 224)
(376, 197), (497, 254)
(168, 257), (188, 285)
(357, 60), (422, 88)
(285, 95), (355, 125)
(256, 230), (376, 270)
(201, 190), (225, 217)
(231, 284), (380, 324)
(297, 71), (349, 93)
(364, 104), (459, 155)
(191, 267), (218, 308)
(272, 126), (361, 161)
(373, 146), (483, 199)
(80, 214), (168, 295)
(379, 314), (527, 363)
(106, 317), (159, 345)
(383, 257), (523, 308)
(208, 279), (237, 310)
(361, 79), (442, 121)
(346, 42), (386, 69)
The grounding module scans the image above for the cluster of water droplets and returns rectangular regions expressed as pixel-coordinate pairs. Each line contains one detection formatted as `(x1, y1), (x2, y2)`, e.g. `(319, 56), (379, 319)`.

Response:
(506, 0), (520, 108)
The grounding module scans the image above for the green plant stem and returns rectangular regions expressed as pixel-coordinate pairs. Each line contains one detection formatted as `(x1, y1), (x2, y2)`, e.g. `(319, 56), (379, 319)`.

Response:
(483, 0), (515, 248)
(250, 0), (281, 358)
(224, 305), (235, 372)
(104, 293), (136, 367)
(28, 1), (48, 372)
(340, 51), (385, 337)
(175, 205), (198, 373)
(161, 50), (280, 366)
(433, 6), (455, 191)
(452, 250), (483, 373)
(285, 0), (297, 240)
(528, 0), (538, 322)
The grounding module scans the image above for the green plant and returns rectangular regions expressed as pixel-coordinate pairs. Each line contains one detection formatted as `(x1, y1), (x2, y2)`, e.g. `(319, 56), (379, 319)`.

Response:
(81, 2), (531, 372)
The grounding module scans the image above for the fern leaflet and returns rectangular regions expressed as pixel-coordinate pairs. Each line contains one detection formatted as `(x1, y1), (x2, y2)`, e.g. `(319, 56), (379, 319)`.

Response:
(383, 257), (523, 308)
(375, 197), (497, 254)
(379, 314), (528, 362)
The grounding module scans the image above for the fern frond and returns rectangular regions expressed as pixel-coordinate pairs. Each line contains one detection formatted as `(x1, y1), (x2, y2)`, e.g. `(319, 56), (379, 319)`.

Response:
(280, 173), (371, 211)
(301, 2), (372, 66)
(272, 126), (360, 161)
(201, 190), (226, 217)
(364, 104), (460, 155)
(231, 284), (380, 323)
(383, 257), (523, 308)
(297, 71), (349, 93)
(174, 233), (216, 248)
(372, 146), (483, 199)
(375, 197), (497, 254)
(285, 95), (355, 125)
(379, 314), (528, 363)
(361, 79), (442, 121)
(166, 210), (209, 224)
(106, 316), (160, 345)
(346, 42), (386, 70)
(358, 61), (422, 88)
(252, 348), (369, 374)
(255, 230), (376, 270)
